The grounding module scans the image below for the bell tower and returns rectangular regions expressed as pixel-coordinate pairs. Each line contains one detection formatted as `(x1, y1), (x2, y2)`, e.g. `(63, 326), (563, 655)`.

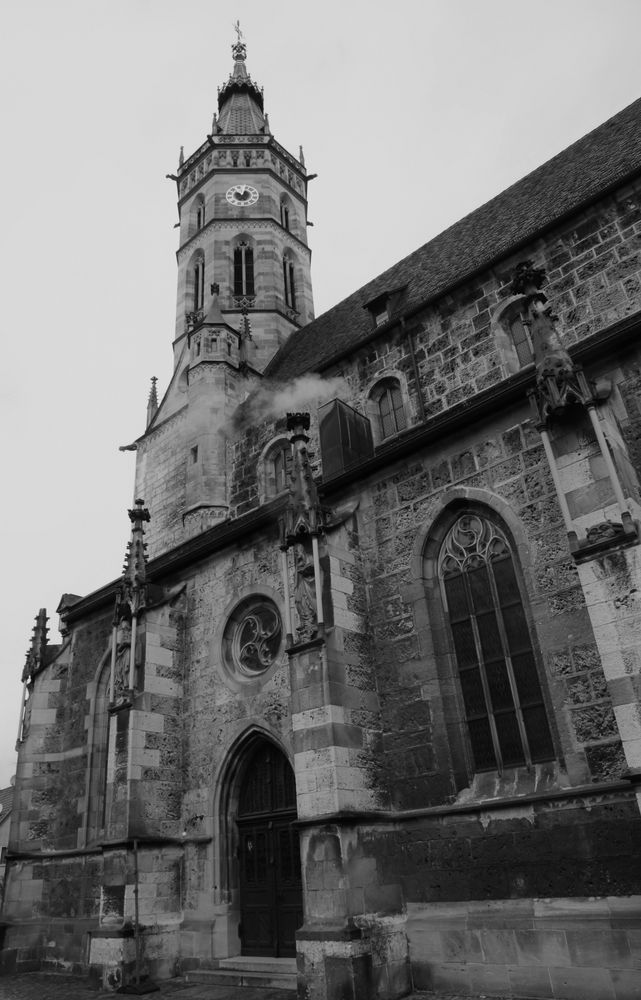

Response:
(173, 27), (313, 372)
(134, 28), (314, 553)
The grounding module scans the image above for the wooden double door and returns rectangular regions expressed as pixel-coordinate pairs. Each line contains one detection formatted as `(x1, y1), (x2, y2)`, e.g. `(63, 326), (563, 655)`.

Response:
(237, 741), (303, 957)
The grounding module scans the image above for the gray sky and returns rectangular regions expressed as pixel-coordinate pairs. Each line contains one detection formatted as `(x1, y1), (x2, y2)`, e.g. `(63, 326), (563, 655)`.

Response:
(1, 0), (641, 788)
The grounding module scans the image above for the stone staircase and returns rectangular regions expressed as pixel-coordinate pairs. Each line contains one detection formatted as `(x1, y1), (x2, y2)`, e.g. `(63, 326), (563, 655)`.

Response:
(185, 956), (297, 991)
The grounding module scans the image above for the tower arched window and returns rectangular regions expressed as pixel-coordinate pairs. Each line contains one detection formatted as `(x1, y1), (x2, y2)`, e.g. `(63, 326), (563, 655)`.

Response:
(283, 257), (297, 310)
(371, 379), (407, 440)
(193, 256), (205, 311)
(196, 201), (205, 231)
(234, 242), (255, 297)
(438, 511), (554, 773)
(280, 200), (290, 231)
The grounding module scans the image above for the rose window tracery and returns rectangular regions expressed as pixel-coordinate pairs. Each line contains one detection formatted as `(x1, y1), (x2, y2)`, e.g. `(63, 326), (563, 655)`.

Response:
(223, 597), (283, 679)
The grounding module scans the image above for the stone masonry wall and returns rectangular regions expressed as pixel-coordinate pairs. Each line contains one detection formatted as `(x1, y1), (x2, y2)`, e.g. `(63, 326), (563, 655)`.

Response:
(135, 409), (188, 560)
(350, 401), (630, 809)
(229, 180), (641, 535)
(12, 610), (112, 853)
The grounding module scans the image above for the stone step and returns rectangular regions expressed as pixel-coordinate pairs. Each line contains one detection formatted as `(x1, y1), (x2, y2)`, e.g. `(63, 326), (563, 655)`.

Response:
(218, 956), (297, 974)
(185, 957), (297, 991)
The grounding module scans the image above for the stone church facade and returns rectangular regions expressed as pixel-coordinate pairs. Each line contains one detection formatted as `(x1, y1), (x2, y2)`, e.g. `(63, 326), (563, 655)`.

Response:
(3, 37), (641, 1000)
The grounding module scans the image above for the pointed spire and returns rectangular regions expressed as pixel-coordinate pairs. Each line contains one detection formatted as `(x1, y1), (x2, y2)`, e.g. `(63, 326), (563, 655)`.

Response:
(22, 609), (49, 682)
(238, 309), (253, 367)
(203, 284), (226, 326)
(299, 145), (305, 167)
(282, 414), (324, 541)
(146, 376), (158, 428)
(217, 25), (266, 134)
(118, 499), (150, 618)
(178, 146), (184, 169)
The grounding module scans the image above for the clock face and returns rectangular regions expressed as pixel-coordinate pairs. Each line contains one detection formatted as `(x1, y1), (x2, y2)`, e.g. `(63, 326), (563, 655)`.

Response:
(226, 184), (259, 207)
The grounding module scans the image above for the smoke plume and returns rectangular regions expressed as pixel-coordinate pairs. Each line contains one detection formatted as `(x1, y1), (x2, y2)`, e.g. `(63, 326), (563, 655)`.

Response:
(233, 373), (350, 432)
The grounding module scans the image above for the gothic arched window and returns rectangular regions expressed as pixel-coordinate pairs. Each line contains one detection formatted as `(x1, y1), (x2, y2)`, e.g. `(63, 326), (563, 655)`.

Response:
(439, 512), (554, 773)
(283, 256), (297, 309)
(193, 196), (205, 232)
(234, 242), (255, 297)
(263, 440), (291, 499)
(373, 379), (407, 440)
(509, 311), (534, 367)
(280, 199), (290, 232)
(192, 255), (205, 311)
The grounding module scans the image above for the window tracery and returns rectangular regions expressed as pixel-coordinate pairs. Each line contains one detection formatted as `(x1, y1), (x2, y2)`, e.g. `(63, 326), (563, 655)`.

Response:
(439, 512), (554, 773)
(222, 596), (283, 679)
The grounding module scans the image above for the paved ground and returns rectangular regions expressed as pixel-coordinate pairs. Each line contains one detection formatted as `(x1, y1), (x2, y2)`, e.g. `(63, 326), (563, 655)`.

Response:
(0, 972), (506, 1000)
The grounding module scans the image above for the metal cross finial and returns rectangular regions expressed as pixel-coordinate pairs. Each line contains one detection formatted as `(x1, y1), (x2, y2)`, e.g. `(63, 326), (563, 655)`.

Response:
(233, 19), (243, 43)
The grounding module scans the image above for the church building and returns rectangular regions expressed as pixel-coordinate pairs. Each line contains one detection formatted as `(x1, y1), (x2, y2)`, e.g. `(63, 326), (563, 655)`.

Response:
(3, 34), (641, 1000)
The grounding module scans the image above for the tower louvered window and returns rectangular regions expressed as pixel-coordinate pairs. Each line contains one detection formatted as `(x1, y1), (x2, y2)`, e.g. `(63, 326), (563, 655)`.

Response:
(439, 513), (554, 773)
(234, 243), (255, 296)
(283, 259), (296, 309)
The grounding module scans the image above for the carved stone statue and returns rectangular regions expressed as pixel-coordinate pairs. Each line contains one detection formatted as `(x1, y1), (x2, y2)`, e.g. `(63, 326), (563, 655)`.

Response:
(294, 544), (319, 642)
(527, 296), (574, 381)
(113, 620), (132, 703)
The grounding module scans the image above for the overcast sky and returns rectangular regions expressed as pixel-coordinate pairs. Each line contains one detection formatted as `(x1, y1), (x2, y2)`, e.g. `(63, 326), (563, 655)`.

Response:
(1, 0), (640, 789)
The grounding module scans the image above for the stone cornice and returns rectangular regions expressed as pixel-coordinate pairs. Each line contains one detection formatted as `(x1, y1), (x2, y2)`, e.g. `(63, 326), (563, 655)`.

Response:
(292, 779), (635, 829)
(178, 161), (307, 208)
(180, 133), (305, 178)
(177, 217), (310, 262)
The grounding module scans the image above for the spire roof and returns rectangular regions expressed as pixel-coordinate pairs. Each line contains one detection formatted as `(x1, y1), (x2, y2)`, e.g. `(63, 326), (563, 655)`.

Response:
(216, 29), (266, 135)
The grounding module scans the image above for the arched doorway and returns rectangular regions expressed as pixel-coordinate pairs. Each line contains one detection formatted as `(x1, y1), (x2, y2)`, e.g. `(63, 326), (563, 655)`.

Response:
(237, 739), (302, 957)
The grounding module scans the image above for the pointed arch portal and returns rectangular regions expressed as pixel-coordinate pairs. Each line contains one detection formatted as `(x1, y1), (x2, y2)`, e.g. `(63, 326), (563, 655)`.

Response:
(236, 739), (302, 957)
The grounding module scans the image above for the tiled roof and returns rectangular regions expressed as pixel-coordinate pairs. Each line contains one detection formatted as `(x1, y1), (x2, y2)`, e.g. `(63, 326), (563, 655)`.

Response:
(267, 97), (641, 381)
(218, 91), (265, 134)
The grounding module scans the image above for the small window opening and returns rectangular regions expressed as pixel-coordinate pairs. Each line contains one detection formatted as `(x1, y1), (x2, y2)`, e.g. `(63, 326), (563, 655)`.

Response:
(191, 446), (199, 463)
(266, 442), (292, 498)
(510, 313), (534, 367)
(378, 382), (407, 438)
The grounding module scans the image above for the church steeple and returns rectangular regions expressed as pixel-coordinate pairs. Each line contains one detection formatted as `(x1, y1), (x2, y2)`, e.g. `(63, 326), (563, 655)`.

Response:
(135, 28), (315, 554)
(215, 26), (266, 136)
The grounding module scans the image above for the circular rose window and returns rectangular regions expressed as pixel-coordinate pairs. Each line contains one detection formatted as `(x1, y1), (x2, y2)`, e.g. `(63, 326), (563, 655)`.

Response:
(222, 597), (283, 678)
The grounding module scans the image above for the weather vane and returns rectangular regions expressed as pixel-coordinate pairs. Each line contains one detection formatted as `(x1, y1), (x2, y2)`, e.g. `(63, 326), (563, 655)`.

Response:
(232, 19), (243, 43)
